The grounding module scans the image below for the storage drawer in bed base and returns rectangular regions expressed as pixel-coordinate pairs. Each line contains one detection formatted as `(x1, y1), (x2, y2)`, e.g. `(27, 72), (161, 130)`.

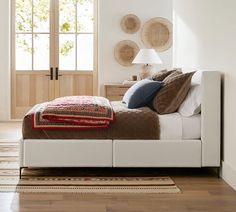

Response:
(113, 140), (202, 167)
(20, 139), (113, 167)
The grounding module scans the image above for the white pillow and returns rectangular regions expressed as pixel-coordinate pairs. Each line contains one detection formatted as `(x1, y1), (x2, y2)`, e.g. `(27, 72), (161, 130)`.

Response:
(178, 84), (201, 117)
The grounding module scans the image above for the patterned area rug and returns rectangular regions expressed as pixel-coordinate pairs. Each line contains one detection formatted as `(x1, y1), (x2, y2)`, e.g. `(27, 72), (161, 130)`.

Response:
(0, 140), (181, 193)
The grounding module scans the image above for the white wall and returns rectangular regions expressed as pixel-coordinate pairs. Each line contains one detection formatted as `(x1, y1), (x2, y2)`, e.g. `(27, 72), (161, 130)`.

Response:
(0, 0), (10, 121)
(173, 0), (236, 190)
(98, 0), (173, 95)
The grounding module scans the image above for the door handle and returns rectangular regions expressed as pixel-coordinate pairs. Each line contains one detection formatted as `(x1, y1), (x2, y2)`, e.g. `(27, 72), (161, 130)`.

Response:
(55, 67), (62, 80)
(45, 67), (54, 80)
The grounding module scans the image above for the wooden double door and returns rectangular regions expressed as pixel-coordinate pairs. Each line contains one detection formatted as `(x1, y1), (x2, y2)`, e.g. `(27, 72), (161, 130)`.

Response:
(11, 0), (97, 119)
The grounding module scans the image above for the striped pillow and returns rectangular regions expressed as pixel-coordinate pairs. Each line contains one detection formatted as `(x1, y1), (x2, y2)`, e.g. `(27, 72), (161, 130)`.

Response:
(152, 72), (195, 114)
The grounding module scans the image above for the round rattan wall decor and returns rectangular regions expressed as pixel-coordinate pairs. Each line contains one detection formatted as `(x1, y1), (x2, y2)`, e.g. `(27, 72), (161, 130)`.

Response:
(141, 17), (172, 52)
(114, 40), (139, 66)
(120, 14), (141, 34)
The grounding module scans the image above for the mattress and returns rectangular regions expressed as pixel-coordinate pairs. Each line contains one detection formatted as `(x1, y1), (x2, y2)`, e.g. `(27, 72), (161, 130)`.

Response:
(159, 112), (201, 140)
(23, 101), (200, 140)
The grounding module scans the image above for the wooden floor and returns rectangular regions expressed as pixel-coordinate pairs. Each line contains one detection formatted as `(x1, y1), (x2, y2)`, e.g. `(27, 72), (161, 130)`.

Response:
(0, 122), (236, 212)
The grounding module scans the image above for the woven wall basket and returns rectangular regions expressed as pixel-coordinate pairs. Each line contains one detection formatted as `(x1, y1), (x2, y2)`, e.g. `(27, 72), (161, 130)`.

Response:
(141, 17), (172, 52)
(114, 40), (139, 66)
(120, 14), (141, 34)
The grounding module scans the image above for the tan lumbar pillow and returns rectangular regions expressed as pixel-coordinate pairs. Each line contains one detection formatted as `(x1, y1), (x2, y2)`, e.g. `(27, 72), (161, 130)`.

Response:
(163, 70), (183, 82)
(151, 68), (182, 81)
(152, 71), (195, 114)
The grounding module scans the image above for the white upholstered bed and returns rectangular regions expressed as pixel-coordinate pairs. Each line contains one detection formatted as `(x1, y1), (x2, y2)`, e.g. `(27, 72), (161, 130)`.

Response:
(19, 71), (221, 177)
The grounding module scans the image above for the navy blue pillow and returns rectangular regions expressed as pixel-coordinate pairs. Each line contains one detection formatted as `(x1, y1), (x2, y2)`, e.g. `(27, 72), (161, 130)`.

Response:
(122, 79), (163, 109)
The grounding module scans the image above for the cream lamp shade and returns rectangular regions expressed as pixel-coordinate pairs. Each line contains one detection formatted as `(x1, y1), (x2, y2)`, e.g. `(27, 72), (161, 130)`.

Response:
(132, 49), (162, 64)
(132, 49), (162, 79)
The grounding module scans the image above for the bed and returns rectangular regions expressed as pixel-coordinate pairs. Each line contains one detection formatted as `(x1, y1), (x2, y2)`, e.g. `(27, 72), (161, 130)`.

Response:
(19, 71), (221, 178)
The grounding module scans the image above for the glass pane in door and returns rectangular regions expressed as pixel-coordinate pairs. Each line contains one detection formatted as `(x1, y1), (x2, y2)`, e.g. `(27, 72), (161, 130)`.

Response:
(59, 34), (76, 70)
(15, 0), (50, 71)
(59, 0), (76, 33)
(34, 34), (50, 70)
(16, 34), (32, 70)
(59, 0), (94, 71)
(77, 34), (93, 70)
(15, 0), (32, 33)
(33, 0), (50, 33)
(77, 0), (93, 33)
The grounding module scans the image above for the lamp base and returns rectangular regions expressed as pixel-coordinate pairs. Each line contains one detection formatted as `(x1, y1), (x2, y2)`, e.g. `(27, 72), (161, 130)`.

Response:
(139, 64), (154, 80)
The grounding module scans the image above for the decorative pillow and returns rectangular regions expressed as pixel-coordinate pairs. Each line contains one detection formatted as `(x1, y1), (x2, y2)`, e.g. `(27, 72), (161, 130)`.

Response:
(178, 84), (201, 117)
(151, 69), (168, 81)
(123, 79), (163, 109)
(152, 71), (195, 114)
(163, 70), (183, 82)
(152, 69), (181, 81)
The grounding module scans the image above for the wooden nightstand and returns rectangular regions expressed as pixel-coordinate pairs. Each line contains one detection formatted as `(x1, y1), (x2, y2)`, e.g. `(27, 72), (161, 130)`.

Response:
(104, 83), (132, 101)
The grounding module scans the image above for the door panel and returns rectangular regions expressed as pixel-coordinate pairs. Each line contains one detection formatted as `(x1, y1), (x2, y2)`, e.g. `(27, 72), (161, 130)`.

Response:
(12, 72), (53, 118)
(56, 72), (93, 98)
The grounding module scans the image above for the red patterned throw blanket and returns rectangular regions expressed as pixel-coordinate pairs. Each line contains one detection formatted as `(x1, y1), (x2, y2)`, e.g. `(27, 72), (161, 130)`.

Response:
(32, 96), (114, 129)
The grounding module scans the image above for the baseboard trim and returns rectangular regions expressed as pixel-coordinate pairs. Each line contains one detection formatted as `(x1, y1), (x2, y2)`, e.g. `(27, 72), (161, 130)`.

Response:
(222, 161), (236, 190)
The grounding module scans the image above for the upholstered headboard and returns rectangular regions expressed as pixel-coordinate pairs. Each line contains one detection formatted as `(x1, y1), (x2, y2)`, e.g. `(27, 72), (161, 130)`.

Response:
(201, 71), (221, 167)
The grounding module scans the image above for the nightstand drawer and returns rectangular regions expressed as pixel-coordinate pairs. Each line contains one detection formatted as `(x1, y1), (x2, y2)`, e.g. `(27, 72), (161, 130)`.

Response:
(106, 95), (124, 101)
(106, 87), (129, 96)
(104, 83), (132, 101)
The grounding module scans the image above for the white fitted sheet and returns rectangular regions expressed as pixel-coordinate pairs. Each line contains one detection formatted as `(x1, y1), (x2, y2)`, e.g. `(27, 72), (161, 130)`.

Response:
(159, 113), (201, 140)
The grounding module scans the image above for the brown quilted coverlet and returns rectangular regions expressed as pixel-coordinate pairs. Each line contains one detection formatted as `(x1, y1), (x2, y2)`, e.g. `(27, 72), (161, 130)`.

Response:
(22, 101), (160, 140)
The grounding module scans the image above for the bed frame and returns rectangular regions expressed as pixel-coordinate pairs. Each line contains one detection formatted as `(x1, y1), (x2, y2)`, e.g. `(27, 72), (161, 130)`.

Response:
(19, 71), (221, 178)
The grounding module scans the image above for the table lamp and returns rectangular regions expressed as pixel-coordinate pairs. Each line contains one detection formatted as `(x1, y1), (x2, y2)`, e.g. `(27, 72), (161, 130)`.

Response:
(132, 49), (162, 79)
